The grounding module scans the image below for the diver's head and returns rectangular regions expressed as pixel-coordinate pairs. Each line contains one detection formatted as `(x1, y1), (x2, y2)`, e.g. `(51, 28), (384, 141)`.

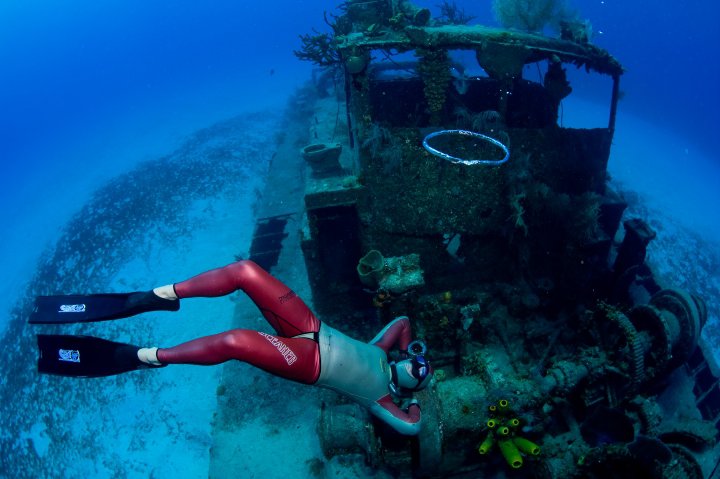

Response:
(389, 340), (433, 397)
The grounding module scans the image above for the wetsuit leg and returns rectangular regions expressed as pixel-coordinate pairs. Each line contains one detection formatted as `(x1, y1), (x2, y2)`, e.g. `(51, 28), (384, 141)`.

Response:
(173, 260), (320, 337)
(157, 329), (321, 384)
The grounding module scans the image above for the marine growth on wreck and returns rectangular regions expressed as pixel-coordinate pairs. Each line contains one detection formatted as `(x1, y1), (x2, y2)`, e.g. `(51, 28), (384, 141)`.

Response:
(293, 1), (717, 477)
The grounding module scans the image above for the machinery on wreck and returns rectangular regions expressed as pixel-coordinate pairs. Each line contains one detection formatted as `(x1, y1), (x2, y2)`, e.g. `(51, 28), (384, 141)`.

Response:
(287, 1), (718, 477)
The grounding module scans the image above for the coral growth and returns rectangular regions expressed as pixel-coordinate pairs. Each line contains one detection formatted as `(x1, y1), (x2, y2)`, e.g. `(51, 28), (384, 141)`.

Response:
(436, 0), (476, 25)
(380, 138), (405, 174)
(492, 0), (568, 33)
(361, 123), (406, 173)
(416, 48), (452, 123)
(361, 123), (391, 158)
(509, 193), (529, 237)
(560, 19), (593, 43)
(570, 192), (601, 243)
(294, 30), (340, 67)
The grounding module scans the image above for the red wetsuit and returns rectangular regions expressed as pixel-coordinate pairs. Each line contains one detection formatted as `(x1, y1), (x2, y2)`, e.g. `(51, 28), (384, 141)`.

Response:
(157, 260), (422, 435)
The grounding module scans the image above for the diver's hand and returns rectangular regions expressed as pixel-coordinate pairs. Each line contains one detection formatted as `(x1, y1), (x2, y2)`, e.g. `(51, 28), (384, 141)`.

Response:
(402, 398), (420, 411)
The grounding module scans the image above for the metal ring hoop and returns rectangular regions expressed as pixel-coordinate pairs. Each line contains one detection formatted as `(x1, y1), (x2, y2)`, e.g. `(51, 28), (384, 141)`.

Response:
(422, 129), (510, 166)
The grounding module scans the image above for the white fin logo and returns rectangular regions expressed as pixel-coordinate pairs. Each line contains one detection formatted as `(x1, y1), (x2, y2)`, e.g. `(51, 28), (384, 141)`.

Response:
(58, 349), (80, 363)
(58, 304), (86, 313)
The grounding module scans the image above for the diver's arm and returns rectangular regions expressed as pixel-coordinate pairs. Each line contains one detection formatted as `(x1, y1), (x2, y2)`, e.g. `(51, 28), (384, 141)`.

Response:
(369, 316), (413, 354)
(371, 394), (421, 435)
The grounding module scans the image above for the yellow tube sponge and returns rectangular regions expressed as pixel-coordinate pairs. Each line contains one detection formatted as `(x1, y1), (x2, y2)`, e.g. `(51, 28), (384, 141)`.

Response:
(513, 437), (541, 456)
(498, 439), (523, 468)
(477, 432), (495, 455)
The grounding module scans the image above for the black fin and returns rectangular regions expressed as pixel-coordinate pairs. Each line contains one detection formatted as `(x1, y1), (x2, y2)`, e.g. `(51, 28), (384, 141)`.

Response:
(36, 335), (162, 377)
(29, 291), (179, 324)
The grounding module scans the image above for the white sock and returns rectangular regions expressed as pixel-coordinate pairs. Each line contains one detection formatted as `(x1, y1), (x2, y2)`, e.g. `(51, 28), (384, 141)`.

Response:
(153, 285), (177, 300)
(137, 347), (162, 366)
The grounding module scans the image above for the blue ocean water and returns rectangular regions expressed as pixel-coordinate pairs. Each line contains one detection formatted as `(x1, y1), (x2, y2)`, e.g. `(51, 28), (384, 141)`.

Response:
(0, 0), (718, 477)
(0, 0), (314, 313)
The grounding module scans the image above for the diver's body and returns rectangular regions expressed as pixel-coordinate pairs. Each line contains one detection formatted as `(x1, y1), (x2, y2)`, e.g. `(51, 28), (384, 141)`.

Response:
(137, 260), (430, 435)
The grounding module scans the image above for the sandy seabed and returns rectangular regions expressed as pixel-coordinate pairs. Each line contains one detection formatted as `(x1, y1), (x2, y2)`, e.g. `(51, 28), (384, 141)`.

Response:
(0, 112), (281, 478)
